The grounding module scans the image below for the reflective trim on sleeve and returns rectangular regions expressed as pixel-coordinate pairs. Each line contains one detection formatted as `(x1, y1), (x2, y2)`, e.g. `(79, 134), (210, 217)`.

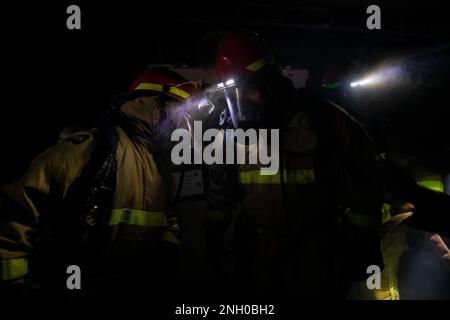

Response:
(1, 258), (28, 281)
(108, 209), (168, 227)
(239, 169), (314, 185)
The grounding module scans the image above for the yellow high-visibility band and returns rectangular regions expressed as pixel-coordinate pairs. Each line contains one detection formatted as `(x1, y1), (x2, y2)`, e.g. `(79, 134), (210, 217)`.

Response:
(245, 52), (275, 72)
(135, 82), (164, 93)
(239, 169), (314, 185)
(1, 258), (28, 281)
(416, 179), (444, 193)
(108, 209), (168, 227)
(134, 83), (191, 99)
(168, 86), (191, 99)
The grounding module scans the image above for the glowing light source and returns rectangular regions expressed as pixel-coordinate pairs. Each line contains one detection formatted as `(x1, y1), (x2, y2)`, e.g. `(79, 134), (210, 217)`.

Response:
(350, 76), (377, 88)
(225, 79), (235, 86)
(349, 65), (403, 89)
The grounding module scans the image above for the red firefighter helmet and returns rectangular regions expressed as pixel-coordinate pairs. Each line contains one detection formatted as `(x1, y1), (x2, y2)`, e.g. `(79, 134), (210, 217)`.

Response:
(215, 31), (280, 129)
(128, 67), (198, 101)
(215, 31), (275, 83)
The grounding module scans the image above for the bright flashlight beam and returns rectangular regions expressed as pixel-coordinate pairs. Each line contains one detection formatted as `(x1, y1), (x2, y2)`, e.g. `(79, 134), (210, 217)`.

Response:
(350, 65), (404, 89)
(350, 76), (378, 88)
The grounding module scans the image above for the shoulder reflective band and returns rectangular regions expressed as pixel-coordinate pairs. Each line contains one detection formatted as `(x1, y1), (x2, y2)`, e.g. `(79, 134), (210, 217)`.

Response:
(239, 169), (314, 185)
(108, 209), (168, 227)
(1, 258), (28, 281)
(416, 179), (444, 193)
(134, 83), (191, 99)
(246, 52), (275, 72)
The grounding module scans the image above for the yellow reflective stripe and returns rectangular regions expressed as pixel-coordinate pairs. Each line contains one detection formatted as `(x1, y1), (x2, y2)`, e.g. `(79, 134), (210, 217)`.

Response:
(245, 52), (275, 72)
(239, 169), (314, 185)
(1, 258), (28, 281)
(134, 83), (190, 99)
(417, 179), (444, 193)
(108, 209), (168, 227)
(135, 82), (164, 93)
(160, 231), (180, 246)
(168, 86), (190, 99)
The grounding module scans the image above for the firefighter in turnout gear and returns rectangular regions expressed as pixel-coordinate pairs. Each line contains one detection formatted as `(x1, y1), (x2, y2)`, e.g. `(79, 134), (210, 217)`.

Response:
(348, 150), (450, 299)
(0, 67), (198, 299)
(207, 30), (385, 299)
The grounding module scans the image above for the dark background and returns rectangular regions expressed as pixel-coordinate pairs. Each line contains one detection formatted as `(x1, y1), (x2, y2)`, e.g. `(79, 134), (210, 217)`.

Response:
(1, 0), (450, 183)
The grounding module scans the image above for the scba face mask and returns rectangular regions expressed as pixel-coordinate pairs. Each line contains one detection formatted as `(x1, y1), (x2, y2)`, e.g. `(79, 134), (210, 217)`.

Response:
(150, 98), (180, 144)
(152, 95), (215, 140)
(219, 77), (273, 130)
